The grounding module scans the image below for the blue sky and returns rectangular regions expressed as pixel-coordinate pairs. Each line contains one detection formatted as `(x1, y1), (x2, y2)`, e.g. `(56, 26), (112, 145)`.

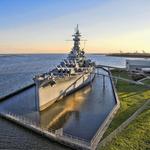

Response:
(0, 1), (102, 28)
(0, 0), (150, 53)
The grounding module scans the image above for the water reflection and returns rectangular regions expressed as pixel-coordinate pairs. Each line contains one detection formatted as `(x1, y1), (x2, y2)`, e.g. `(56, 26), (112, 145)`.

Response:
(40, 86), (92, 130)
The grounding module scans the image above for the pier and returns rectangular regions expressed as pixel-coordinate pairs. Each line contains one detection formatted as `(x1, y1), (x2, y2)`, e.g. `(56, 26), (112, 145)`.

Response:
(0, 68), (119, 150)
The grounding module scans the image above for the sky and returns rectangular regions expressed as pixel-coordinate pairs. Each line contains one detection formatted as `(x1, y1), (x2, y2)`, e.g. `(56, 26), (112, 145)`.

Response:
(0, 0), (150, 54)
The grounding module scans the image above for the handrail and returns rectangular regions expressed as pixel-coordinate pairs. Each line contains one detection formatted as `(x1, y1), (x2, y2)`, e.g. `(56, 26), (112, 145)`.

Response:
(63, 132), (90, 144)
(90, 69), (120, 147)
(0, 110), (91, 147)
(94, 72), (150, 87)
(57, 71), (93, 100)
(56, 74), (85, 100)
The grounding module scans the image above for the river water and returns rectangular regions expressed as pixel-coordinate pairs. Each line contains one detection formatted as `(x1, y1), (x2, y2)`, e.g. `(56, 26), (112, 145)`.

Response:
(0, 54), (142, 149)
(0, 54), (138, 99)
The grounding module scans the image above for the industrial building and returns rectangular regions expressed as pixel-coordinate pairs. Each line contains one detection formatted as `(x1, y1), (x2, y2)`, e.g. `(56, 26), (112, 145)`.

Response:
(126, 59), (150, 73)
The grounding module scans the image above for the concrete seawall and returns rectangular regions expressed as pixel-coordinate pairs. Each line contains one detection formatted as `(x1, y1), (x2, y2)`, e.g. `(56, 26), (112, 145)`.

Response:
(0, 111), (91, 150)
(0, 83), (35, 102)
(98, 99), (150, 148)
(89, 67), (120, 150)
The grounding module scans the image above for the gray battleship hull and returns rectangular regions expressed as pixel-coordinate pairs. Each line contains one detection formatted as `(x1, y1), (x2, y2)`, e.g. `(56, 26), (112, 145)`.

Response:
(35, 71), (95, 111)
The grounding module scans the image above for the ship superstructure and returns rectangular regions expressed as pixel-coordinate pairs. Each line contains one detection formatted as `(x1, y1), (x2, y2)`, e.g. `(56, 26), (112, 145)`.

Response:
(34, 25), (95, 111)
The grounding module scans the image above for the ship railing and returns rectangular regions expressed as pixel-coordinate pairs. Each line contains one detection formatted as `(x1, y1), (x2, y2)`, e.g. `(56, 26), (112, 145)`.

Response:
(0, 111), (56, 133)
(62, 132), (90, 146)
(0, 111), (91, 147)
(57, 70), (94, 100)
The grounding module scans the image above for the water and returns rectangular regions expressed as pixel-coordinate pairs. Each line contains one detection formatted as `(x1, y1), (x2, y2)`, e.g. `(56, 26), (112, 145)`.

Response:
(0, 117), (71, 150)
(0, 54), (139, 149)
(0, 54), (133, 98)
(0, 54), (66, 98)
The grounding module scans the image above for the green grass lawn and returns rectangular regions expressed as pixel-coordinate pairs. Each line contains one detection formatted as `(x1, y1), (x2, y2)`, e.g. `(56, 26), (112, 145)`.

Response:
(100, 104), (150, 150)
(98, 70), (150, 149)
(110, 69), (132, 80)
(142, 78), (150, 85)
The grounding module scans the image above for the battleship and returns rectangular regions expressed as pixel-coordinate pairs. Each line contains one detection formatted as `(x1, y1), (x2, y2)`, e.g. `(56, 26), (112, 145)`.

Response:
(34, 25), (95, 111)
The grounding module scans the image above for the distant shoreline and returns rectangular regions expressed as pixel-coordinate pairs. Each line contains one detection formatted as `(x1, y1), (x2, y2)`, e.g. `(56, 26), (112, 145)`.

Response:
(0, 53), (150, 58)
(0, 53), (106, 57)
(107, 53), (150, 58)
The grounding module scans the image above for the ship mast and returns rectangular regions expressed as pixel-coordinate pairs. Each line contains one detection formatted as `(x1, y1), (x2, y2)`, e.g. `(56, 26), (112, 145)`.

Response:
(72, 24), (81, 53)
(68, 24), (85, 60)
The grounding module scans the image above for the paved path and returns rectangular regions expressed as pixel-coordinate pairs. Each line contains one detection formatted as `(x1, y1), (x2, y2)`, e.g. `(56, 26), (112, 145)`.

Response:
(96, 72), (150, 87)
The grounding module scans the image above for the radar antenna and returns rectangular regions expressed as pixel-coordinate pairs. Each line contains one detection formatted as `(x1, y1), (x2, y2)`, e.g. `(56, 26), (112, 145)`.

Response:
(76, 24), (79, 33)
